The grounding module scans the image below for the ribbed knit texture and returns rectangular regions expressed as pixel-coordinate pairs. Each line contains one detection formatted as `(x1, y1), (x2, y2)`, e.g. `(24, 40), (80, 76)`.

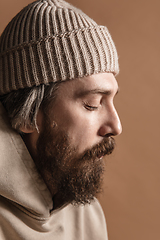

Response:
(0, 0), (119, 95)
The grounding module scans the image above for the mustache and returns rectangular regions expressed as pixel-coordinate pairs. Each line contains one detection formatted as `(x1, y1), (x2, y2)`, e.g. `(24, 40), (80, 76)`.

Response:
(81, 136), (115, 160)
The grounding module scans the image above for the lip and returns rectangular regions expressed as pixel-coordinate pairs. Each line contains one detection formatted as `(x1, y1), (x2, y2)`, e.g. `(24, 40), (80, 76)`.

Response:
(98, 154), (104, 160)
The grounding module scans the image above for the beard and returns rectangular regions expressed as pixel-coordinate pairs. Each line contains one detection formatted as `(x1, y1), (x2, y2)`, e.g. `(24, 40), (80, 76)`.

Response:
(35, 117), (115, 208)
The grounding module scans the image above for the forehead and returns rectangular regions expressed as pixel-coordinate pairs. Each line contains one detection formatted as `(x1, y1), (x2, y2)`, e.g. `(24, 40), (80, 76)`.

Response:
(58, 72), (119, 97)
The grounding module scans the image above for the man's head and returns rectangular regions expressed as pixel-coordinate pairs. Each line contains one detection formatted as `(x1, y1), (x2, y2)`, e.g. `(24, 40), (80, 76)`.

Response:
(0, 0), (122, 207)
(20, 73), (121, 207)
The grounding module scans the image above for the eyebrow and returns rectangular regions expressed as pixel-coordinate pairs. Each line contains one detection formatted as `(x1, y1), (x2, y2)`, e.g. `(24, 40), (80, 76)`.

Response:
(75, 87), (119, 98)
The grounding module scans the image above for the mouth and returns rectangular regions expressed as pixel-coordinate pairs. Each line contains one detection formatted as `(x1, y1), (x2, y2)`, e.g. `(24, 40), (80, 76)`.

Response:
(97, 153), (104, 160)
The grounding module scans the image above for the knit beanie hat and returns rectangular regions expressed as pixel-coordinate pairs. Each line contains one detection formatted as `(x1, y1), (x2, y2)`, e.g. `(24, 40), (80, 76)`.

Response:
(0, 0), (119, 96)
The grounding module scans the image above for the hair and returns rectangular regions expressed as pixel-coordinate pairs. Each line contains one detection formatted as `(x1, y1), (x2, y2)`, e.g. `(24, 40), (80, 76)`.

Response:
(0, 82), (60, 132)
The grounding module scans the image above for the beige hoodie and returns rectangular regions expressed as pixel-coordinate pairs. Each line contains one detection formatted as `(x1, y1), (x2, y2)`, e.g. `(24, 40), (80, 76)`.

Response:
(0, 103), (108, 240)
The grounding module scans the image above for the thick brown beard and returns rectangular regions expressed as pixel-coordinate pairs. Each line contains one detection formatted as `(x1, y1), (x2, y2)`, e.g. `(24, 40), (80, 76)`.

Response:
(35, 119), (115, 208)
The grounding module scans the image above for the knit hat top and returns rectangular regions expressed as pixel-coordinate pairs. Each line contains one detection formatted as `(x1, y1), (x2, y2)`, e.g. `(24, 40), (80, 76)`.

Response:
(0, 0), (119, 95)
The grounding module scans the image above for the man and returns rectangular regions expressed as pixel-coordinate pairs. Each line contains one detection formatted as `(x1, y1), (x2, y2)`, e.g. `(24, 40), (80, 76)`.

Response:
(0, 0), (122, 239)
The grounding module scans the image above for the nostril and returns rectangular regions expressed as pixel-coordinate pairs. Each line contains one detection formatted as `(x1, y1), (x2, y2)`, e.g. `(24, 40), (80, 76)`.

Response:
(105, 133), (114, 138)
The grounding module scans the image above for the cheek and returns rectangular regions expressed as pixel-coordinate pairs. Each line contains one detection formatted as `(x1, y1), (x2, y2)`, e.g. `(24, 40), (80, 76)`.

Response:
(62, 109), (99, 151)
(61, 109), (93, 136)
(51, 101), (100, 152)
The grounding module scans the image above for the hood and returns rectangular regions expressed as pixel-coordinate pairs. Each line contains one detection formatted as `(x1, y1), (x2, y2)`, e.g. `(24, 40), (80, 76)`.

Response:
(0, 102), (53, 219)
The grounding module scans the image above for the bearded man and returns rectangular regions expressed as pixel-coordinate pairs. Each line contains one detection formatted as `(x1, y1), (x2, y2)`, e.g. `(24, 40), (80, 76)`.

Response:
(0, 0), (122, 239)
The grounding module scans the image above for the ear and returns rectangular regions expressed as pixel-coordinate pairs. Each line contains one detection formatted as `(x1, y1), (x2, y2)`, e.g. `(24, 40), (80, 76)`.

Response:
(19, 125), (35, 134)
(19, 110), (43, 134)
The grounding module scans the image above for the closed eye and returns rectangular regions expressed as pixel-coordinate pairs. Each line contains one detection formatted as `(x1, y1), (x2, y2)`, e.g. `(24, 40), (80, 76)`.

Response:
(83, 103), (98, 111)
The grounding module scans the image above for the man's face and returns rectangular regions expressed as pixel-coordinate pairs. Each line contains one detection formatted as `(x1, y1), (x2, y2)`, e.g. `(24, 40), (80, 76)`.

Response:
(45, 72), (122, 155)
(30, 72), (122, 207)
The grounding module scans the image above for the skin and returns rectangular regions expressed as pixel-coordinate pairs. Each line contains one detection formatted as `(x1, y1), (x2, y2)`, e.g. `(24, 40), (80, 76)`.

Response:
(49, 72), (122, 154)
(21, 72), (122, 200)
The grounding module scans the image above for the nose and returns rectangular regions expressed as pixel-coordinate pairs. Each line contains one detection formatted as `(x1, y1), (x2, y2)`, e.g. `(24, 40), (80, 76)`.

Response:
(98, 107), (122, 137)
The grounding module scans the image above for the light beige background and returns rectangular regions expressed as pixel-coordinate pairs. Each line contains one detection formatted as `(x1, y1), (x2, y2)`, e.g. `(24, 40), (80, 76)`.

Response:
(0, 0), (160, 239)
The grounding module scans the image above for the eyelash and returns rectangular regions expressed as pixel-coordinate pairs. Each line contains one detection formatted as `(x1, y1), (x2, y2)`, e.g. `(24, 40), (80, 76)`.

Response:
(83, 103), (98, 111)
